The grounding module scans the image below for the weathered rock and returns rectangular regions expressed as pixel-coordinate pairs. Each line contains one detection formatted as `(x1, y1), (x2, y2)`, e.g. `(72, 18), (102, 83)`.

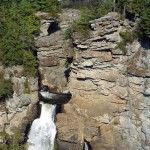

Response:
(72, 32), (88, 45)
(39, 67), (67, 92)
(38, 56), (59, 67)
(34, 10), (150, 150)
(35, 36), (52, 48)
(100, 69), (119, 82)
(113, 85), (128, 99)
(29, 77), (38, 92)
(112, 48), (124, 55)
(30, 92), (39, 104)
(36, 10), (82, 92)
(84, 120), (100, 141)
(0, 66), (39, 144)
(35, 11), (51, 20)
(35, 32), (63, 48)
(128, 50), (150, 77)
(56, 113), (83, 143)
(77, 44), (89, 49)
(55, 11), (150, 150)
(82, 60), (93, 67)
(5, 104), (38, 136)
(11, 77), (26, 95)
(59, 9), (81, 30)
(80, 51), (112, 62)
(57, 139), (83, 150)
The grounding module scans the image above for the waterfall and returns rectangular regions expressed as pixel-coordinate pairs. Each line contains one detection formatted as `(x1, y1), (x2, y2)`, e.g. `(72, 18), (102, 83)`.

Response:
(40, 91), (54, 99)
(84, 142), (89, 150)
(27, 102), (56, 150)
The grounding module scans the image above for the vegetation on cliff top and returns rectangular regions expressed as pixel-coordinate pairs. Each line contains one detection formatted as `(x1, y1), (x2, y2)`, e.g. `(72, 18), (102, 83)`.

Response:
(0, 1), (38, 76)
(0, 0), (149, 76)
(117, 0), (150, 39)
(65, 0), (114, 38)
(0, 0), (61, 100)
(116, 31), (138, 55)
(0, 72), (13, 100)
(0, 0), (61, 77)
(65, 0), (150, 40)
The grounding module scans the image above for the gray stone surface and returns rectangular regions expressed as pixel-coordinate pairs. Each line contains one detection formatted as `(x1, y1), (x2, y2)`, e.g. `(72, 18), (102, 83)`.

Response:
(55, 11), (150, 150)
(0, 66), (39, 143)
(6, 9), (148, 150)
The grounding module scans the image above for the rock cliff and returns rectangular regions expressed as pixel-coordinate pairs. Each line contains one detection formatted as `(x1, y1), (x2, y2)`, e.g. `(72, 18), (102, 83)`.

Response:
(38, 10), (150, 150)
(35, 10), (81, 92)
(0, 66), (39, 145)
(2, 8), (149, 150)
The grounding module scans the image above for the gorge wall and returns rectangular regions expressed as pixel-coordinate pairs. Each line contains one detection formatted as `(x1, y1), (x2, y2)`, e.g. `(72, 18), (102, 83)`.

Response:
(35, 9), (150, 150)
(61, 13), (150, 150)
(0, 66), (38, 145)
(35, 10), (81, 92)
(0, 8), (150, 150)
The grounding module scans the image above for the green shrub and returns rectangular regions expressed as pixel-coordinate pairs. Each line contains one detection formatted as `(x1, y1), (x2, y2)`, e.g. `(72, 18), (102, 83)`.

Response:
(0, 0), (62, 77)
(141, 6), (150, 39)
(0, 72), (13, 100)
(23, 88), (30, 94)
(119, 13), (125, 21)
(116, 0), (150, 39)
(0, 131), (9, 150)
(65, 7), (95, 39)
(117, 31), (137, 55)
(24, 79), (28, 89)
(0, 128), (25, 150)
(117, 40), (127, 55)
(23, 79), (30, 94)
(33, 0), (61, 16)
(113, 118), (120, 125)
(119, 31), (136, 43)
(23, 51), (37, 77)
(65, 1), (114, 39)
(94, 0), (113, 18)
(65, 10), (106, 39)
(65, 27), (74, 39)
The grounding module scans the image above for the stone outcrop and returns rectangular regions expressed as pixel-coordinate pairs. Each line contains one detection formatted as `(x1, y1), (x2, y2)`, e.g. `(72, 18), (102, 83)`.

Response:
(0, 66), (38, 144)
(54, 12), (150, 150)
(36, 9), (81, 92)
(35, 9), (150, 150)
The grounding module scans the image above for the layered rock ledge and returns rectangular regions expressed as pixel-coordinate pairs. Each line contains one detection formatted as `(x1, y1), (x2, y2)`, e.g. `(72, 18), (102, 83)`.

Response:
(35, 9), (150, 150)
(56, 12), (150, 150)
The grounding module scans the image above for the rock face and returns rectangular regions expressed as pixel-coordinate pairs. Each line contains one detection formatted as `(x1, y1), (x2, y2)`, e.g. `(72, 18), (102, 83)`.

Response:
(36, 9), (150, 150)
(36, 9), (81, 92)
(0, 66), (39, 145)
(55, 12), (150, 150)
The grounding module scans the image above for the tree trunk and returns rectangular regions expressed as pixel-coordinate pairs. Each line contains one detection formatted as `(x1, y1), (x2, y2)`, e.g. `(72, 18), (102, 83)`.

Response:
(113, 0), (116, 12)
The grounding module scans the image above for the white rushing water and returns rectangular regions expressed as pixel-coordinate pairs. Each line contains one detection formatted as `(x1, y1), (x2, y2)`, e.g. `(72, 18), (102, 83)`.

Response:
(40, 91), (54, 99)
(84, 142), (89, 150)
(27, 102), (56, 150)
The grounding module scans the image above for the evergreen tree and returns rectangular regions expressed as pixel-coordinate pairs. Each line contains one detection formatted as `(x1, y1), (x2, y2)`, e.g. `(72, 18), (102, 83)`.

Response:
(0, 0), (61, 76)
(0, 0), (40, 75)
(115, 0), (150, 39)
(141, 6), (150, 38)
